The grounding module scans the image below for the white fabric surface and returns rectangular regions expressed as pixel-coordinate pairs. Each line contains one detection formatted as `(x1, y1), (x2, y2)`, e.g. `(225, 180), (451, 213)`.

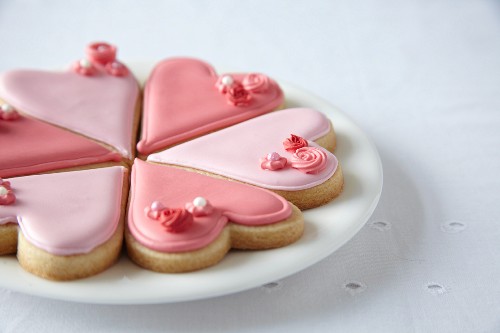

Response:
(1, 0), (499, 332)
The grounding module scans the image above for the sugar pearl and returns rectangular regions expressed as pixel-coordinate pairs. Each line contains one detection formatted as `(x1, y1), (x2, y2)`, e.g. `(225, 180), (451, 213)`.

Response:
(150, 201), (164, 211)
(267, 152), (281, 161)
(79, 58), (92, 68)
(193, 197), (207, 207)
(1, 104), (13, 113)
(0, 186), (8, 196)
(221, 75), (234, 86)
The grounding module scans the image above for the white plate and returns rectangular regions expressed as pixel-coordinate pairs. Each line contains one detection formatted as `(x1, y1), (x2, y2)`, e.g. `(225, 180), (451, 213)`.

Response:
(0, 63), (383, 304)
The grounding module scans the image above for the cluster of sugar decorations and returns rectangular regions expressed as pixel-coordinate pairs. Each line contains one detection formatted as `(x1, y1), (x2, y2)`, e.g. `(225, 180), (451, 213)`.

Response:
(73, 42), (129, 77)
(260, 134), (328, 175)
(145, 197), (214, 233)
(0, 178), (16, 205)
(215, 73), (270, 106)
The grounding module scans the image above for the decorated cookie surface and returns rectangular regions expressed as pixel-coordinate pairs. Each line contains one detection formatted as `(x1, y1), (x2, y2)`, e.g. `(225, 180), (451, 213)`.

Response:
(0, 166), (125, 255)
(128, 160), (292, 252)
(137, 58), (284, 154)
(148, 108), (338, 191)
(0, 42), (139, 159)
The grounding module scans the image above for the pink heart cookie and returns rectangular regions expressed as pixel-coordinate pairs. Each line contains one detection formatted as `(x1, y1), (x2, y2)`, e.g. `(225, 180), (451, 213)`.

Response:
(126, 159), (303, 273)
(148, 108), (344, 209)
(137, 58), (284, 155)
(0, 166), (127, 280)
(0, 43), (140, 160)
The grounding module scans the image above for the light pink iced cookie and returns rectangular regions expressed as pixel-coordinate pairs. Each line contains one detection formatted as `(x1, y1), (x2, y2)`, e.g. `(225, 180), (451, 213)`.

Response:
(147, 108), (343, 209)
(0, 42), (140, 178)
(126, 159), (303, 273)
(0, 166), (128, 280)
(137, 58), (284, 155)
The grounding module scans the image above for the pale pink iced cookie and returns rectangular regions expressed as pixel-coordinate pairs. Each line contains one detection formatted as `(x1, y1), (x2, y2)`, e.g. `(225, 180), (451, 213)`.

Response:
(147, 108), (343, 210)
(126, 159), (304, 273)
(0, 166), (128, 280)
(0, 42), (140, 178)
(137, 58), (284, 155)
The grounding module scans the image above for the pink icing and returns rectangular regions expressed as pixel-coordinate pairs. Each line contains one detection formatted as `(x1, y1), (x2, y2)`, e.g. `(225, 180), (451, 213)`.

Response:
(0, 178), (15, 205)
(86, 42), (117, 65)
(128, 160), (292, 252)
(0, 103), (20, 120)
(105, 61), (129, 77)
(0, 57), (139, 158)
(72, 59), (97, 76)
(0, 114), (121, 178)
(0, 166), (125, 255)
(185, 198), (214, 217)
(137, 58), (284, 154)
(148, 108), (338, 191)
(225, 81), (251, 106)
(290, 147), (328, 174)
(260, 152), (287, 171)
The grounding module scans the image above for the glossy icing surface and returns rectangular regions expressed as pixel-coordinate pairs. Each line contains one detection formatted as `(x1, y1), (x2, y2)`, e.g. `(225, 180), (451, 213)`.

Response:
(128, 160), (292, 252)
(0, 65), (139, 158)
(137, 58), (284, 154)
(0, 166), (125, 255)
(148, 108), (338, 191)
(0, 114), (121, 178)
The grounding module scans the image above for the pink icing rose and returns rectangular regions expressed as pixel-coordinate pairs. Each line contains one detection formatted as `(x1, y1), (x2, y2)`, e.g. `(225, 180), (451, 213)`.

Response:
(226, 82), (251, 106)
(283, 134), (308, 153)
(0, 178), (16, 205)
(185, 196), (214, 217)
(0, 104), (20, 121)
(145, 201), (193, 233)
(215, 75), (234, 94)
(86, 42), (117, 65)
(242, 73), (270, 93)
(105, 61), (129, 77)
(260, 152), (288, 171)
(290, 147), (328, 174)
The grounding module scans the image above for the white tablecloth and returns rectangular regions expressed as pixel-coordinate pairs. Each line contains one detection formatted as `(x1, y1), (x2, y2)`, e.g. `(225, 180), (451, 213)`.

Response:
(1, 1), (499, 332)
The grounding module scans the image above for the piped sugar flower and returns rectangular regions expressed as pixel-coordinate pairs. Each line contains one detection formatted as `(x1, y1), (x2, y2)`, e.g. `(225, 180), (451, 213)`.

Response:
(0, 178), (16, 205)
(185, 196), (214, 217)
(86, 42), (117, 65)
(105, 60), (129, 77)
(290, 147), (328, 174)
(145, 201), (193, 233)
(242, 73), (269, 93)
(260, 152), (287, 171)
(215, 75), (252, 106)
(283, 134), (308, 153)
(72, 58), (97, 76)
(215, 75), (235, 93)
(0, 103), (20, 121)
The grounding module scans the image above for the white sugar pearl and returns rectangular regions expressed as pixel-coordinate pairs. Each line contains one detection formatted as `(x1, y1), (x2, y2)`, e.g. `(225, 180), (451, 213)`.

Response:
(97, 45), (108, 52)
(1, 104), (13, 113)
(0, 186), (8, 196)
(221, 75), (234, 86)
(193, 197), (207, 207)
(79, 59), (92, 68)
(150, 201), (164, 211)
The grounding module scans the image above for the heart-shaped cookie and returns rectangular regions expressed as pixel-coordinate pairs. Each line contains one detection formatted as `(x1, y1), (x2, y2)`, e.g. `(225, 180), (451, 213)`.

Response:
(0, 44), (139, 159)
(148, 108), (343, 209)
(0, 166), (127, 280)
(126, 159), (303, 273)
(137, 58), (284, 155)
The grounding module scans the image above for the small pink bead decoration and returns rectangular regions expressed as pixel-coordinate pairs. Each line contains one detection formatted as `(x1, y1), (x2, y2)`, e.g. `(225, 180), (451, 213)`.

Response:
(0, 178), (16, 205)
(0, 103), (20, 121)
(72, 58), (97, 76)
(185, 196), (214, 217)
(86, 42), (117, 65)
(215, 75), (251, 106)
(73, 42), (129, 77)
(105, 60), (129, 77)
(260, 152), (288, 171)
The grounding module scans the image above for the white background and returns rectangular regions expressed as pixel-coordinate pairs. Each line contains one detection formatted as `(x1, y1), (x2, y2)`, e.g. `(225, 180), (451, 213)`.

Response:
(1, 0), (499, 332)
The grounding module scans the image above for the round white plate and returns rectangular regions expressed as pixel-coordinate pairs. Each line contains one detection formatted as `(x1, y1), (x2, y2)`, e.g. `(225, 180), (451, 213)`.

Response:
(0, 63), (382, 304)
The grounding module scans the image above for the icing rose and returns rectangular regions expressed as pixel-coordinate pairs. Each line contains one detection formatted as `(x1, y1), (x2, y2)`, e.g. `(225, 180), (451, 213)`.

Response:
(215, 75), (235, 93)
(242, 73), (269, 93)
(185, 196), (214, 217)
(0, 178), (15, 205)
(0, 103), (20, 121)
(283, 134), (308, 153)
(86, 42), (117, 65)
(290, 147), (328, 174)
(226, 82), (251, 106)
(105, 61), (129, 77)
(260, 152), (287, 171)
(145, 202), (193, 233)
(72, 58), (97, 76)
